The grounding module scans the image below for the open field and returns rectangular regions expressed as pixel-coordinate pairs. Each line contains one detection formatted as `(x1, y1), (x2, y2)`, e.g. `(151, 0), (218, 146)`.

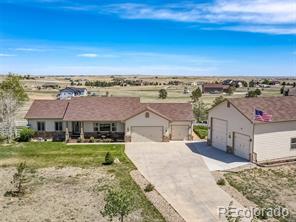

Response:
(223, 165), (296, 221)
(0, 142), (164, 222)
(2, 75), (292, 121)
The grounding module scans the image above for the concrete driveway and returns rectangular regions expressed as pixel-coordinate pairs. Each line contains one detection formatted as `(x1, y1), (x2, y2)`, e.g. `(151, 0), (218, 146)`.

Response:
(125, 141), (244, 222)
(187, 142), (250, 171)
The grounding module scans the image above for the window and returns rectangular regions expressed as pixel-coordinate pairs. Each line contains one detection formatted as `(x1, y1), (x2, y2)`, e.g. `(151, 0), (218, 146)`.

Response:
(111, 123), (116, 132)
(93, 123), (99, 132)
(37, 122), (45, 131)
(291, 138), (296, 149)
(100, 123), (111, 132)
(145, 112), (150, 118)
(55, 122), (63, 131)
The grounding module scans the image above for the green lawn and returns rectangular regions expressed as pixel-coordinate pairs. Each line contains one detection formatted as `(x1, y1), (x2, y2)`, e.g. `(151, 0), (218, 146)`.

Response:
(0, 142), (165, 221)
(193, 125), (208, 139)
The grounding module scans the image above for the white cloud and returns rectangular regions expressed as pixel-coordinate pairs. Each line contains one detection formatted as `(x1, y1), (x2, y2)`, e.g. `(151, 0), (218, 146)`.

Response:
(0, 53), (15, 57)
(205, 25), (296, 35)
(77, 53), (98, 58)
(100, 0), (296, 35)
(15, 48), (43, 51)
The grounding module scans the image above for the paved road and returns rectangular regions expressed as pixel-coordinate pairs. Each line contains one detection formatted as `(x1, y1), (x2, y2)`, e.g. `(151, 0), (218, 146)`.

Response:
(125, 141), (244, 222)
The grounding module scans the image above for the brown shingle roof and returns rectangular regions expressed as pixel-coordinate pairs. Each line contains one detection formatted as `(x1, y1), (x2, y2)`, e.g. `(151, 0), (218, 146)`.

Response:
(144, 103), (194, 121)
(228, 96), (296, 123)
(25, 100), (69, 119)
(26, 97), (193, 122)
(63, 97), (141, 121)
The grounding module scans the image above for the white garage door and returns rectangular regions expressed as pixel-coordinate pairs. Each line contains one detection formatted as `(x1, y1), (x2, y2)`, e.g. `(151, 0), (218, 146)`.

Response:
(171, 125), (189, 140)
(131, 126), (163, 142)
(211, 118), (227, 151)
(234, 133), (250, 160)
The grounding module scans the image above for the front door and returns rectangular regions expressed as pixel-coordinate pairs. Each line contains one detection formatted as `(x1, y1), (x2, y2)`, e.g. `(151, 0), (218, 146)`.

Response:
(72, 122), (81, 135)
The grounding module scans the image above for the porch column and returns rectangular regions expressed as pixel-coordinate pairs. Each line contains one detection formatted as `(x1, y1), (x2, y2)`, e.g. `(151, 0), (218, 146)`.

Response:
(80, 122), (84, 140)
(65, 121), (69, 142)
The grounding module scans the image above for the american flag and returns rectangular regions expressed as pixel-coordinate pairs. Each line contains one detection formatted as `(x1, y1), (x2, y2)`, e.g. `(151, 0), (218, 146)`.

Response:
(255, 109), (272, 122)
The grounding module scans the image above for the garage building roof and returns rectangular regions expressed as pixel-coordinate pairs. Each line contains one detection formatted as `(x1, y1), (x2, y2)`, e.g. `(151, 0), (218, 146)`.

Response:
(228, 96), (296, 123)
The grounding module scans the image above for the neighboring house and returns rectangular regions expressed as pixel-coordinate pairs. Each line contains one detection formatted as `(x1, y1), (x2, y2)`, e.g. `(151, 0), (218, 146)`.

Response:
(202, 84), (229, 94)
(208, 96), (296, 163)
(57, 87), (87, 100)
(25, 97), (194, 142)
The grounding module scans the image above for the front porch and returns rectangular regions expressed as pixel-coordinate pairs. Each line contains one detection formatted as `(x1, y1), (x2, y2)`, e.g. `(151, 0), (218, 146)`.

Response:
(65, 121), (125, 142)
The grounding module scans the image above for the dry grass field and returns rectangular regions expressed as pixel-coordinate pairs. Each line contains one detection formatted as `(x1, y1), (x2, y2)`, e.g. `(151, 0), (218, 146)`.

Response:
(1, 75), (294, 121)
(224, 165), (296, 221)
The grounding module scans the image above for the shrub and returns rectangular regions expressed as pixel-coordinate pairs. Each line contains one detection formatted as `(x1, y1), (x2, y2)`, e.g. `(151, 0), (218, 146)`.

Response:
(217, 178), (226, 186)
(193, 125), (208, 139)
(77, 137), (84, 143)
(144, 183), (154, 192)
(89, 137), (95, 143)
(18, 128), (35, 142)
(0, 135), (6, 143)
(4, 162), (28, 197)
(104, 152), (114, 165)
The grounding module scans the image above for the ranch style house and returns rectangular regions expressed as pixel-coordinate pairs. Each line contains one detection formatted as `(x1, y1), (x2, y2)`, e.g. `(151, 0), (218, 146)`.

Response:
(25, 97), (194, 142)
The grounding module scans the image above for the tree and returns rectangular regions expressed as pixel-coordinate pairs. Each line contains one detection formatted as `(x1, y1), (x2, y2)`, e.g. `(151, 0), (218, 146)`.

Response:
(227, 86), (235, 95)
(101, 188), (135, 222)
(254, 88), (262, 96)
(193, 101), (208, 122)
(0, 75), (28, 142)
(5, 162), (28, 197)
(191, 87), (202, 102)
(248, 80), (255, 88)
(158, 89), (167, 99)
(246, 89), (261, 97)
(212, 96), (225, 107)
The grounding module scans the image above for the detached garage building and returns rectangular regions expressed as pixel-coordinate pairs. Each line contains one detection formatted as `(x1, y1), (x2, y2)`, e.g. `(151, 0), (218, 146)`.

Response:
(208, 96), (296, 163)
(25, 97), (194, 142)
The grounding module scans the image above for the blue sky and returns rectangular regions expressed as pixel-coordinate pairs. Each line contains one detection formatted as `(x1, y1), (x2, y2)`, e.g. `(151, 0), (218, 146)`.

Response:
(0, 0), (295, 76)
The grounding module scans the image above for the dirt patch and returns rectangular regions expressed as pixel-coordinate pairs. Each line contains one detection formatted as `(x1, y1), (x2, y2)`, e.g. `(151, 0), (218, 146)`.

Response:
(0, 167), (141, 222)
(218, 164), (296, 221)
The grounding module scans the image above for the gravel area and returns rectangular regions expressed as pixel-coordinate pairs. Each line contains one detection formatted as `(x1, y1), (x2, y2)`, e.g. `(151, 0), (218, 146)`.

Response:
(130, 170), (185, 222)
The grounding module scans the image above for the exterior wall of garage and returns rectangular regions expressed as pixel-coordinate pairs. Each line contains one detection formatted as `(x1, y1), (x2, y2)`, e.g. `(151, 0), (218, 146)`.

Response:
(254, 121), (296, 162)
(125, 110), (170, 141)
(208, 101), (253, 157)
(170, 121), (193, 140)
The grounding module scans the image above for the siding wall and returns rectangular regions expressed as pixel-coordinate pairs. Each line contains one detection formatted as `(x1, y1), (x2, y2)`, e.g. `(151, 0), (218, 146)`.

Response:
(254, 121), (296, 161)
(28, 119), (64, 132)
(208, 101), (253, 148)
(125, 111), (169, 137)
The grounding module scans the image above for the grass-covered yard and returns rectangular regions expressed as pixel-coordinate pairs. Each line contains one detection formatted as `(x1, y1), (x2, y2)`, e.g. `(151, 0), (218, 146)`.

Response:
(0, 142), (165, 222)
(224, 165), (296, 221)
(193, 125), (208, 139)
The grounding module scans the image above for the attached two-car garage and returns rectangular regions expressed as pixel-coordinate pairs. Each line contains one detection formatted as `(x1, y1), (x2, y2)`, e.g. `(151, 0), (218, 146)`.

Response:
(126, 109), (192, 142)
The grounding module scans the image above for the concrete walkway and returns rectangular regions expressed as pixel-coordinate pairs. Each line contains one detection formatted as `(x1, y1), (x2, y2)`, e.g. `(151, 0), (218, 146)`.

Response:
(125, 141), (244, 222)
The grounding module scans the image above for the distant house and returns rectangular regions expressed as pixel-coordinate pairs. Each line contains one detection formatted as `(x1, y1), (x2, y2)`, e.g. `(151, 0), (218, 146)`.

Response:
(202, 84), (229, 94)
(57, 87), (87, 100)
